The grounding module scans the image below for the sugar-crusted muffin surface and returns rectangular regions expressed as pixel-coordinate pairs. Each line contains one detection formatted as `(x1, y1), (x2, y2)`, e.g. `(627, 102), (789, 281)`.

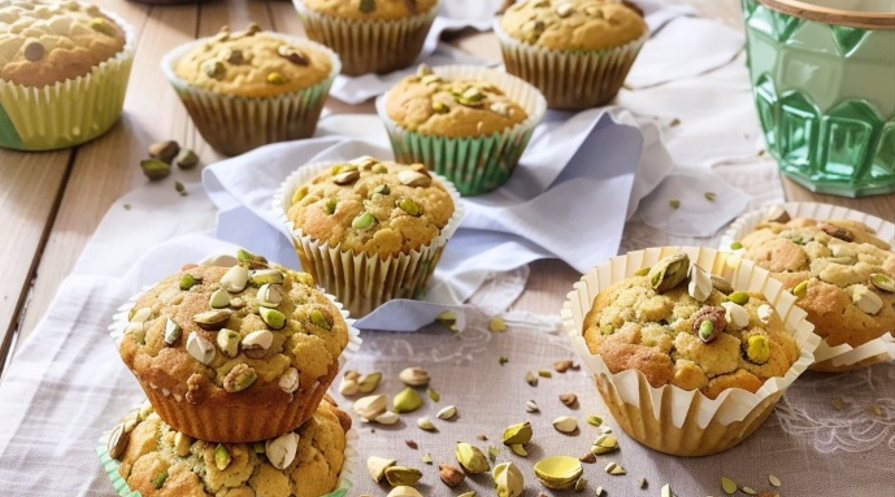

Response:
(500, 0), (646, 51)
(301, 0), (438, 21)
(174, 24), (332, 98)
(119, 255), (349, 416)
(740, 215), (895, 348)
(583, 254), (799, 399)
(114, 397), (351, 497)
(286, 156), (455, 255)
(0, 0), (126, 87)
(385, 65), (528, 138)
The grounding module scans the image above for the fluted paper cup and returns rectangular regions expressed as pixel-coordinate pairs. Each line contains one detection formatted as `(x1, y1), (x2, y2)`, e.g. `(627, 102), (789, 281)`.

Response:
(561, 246), (820, 456)
(721, 202), (895, 372)
(0, 11), (135, 151)
(376, 65), (547, 196)
(97, 402), (358, 497)
(293, 0), (439, 76)
(494, 18), (647, 110)
(108, 254), (361, 443)
(274, 160), (464, 317)
(160, 35), (340, 157)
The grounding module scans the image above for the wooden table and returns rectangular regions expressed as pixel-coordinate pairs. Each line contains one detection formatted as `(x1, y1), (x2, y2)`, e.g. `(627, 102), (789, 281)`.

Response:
(0, 0), (892, 379)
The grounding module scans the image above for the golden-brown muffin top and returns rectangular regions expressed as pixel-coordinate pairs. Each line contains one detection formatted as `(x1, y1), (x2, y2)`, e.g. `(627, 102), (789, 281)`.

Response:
(386, 65), (528, 138)
(113, 397), (351, 497)
(582, 253), (800, 400)
(286, 156), (455, 255)
(118, 251), (349, 405)
(301, 0), (439, 21)
(0, 0), (126, 87)
(738, 212), (894, 348)
(500, 0), (646, 51)
(174, 24), (333, 98)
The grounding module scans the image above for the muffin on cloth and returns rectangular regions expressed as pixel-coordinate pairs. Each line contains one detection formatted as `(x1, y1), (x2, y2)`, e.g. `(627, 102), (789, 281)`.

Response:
(563, 247), (819, 456)
(100, 396), (352, 497)
(495, 0), (647, 110)
(161, 23), (340, 156)
(376, 64), (546, 195)
(275, 156), (463, 317)
(117, 250), (352, 443)
(0, 0), (135, 150)
(293, 0), (439, 76)
(735, 207), (895, 372)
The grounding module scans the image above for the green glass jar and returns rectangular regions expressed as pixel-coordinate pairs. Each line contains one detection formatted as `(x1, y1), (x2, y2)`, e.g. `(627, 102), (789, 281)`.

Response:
(743, 0), (895, 197)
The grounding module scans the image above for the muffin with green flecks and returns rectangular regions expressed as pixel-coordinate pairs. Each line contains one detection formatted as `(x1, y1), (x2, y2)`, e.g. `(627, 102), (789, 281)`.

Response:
(275, 156), (463, 317)
(160, 23), (340, 156)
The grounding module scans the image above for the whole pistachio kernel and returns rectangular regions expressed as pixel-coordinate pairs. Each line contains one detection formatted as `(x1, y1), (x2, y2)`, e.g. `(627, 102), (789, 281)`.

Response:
(455, 442), (489, 474)
(870, 273), (895, 293)
(186, 332), (216, 365)
(249, 269), (284, 287)
(203, 60), (226, 80)
(727, 291), (750, 305)
(647, 253), (690, 293)
(502, 421), (532, 445)
(223, 363), (257, 393)
(745, 335), (771, 364)
(180, 273), (199, 290)
(397, 197), (421, 216)
(393, 387), (423, 414)
(152, 471), (168, 490)
(260, 307), (287, 330)
(217, 328), (240, 358)
(309, 308), (333, 330)
(257, 283), (284, 307)
(698, 321), (714, 342)
(371, 184), (391, 196)
(352, 211), (376, 229)
(214, 444), (231, 470)
(730, 241), (743, 250)
(164, 318), (182, 345)
(432, 101), (449, 114)
(267, 72), (287, 85)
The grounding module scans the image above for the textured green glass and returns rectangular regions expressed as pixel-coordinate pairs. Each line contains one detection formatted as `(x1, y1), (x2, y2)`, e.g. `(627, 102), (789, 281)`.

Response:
(742, 0), (895, 197)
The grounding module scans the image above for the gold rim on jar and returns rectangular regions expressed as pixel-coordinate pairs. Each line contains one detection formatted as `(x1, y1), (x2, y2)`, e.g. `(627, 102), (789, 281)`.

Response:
(757, 0), (895, 30)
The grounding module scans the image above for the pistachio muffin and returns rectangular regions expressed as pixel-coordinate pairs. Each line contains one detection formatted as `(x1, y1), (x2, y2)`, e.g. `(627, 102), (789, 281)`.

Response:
(737, 212), (894, 369)
(583, 253), (800, 399)
(278, 156), (462, 316)
(0, 0), (135, 150)
(293, 0), (440, 75)
(495, 0), (647, 109)
(162, 24), (339, 156)
(377, 65), (546, 195)
(106, 396), (351, 497)
(118, 250), (350, 443)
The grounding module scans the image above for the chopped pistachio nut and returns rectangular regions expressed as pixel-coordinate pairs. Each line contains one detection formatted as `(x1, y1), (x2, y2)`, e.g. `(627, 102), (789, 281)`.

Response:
(186, 332), (215, 365)
(259, 307), (286, 330)
(438, 463), (465, 487)
(398, 197), (421, 216)
(214, 444), (231, 470)
(353, 394), (387, 420)
(267, 72), (287, 84)
(488, 445), (500, 461)
(426, 388), (440, 402)
(559, 393), (577, 407)
(727, 291), (750, 305)
(870, 273), (895, 293)
(745, 335), (770, 364)
(152, 471), (168, 489)
(605, 462), (626, 475)
(792, 280), (809, 297)
(220, 265), (249, 292)
(423, 452), (433, 464)
(705, 192), (717, 201)
(374, 411), (399, 425)
(223, 363), (257, 393)
(209, 289), (230, 309)
(742, 486), (758, 495)
(553, 360), (573, 372)
(768, 474), (781, 487)
(359, 0), (375, 13)
(661, 483), (675, 497)
(216, 329), (240, 358)
(525, 371), (538, 386)
(163, 318), (182, 345)
(499, 356), (509, 366)
(357, 372), (382, 394)
(669, 199), (681, 209)
(265, 432), (299, 470)
(489, 316), (508, 332)
(279, 367), (299, 394)
(730, 241), (743, 250)
(367, 456), (396, 482)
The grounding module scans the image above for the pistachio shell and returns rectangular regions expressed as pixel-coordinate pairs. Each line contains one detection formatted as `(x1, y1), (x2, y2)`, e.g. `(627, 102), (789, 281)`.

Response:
(220, 265), (249, 292)
(533, 456), (583, 490)
(375, 411), (400, 425)
(163, 318), (181, 345)
(493, 462), (524, 497)
(186, 332), (215, 365)
(216, 328), (240, 358)
(339, 377), (359, 396)
(357, 372), (382, 393)
(353, 394), (387, 420)
(870, 273), (895, 293)
(384, 466), (423, 487)
(647, 253), (690, 293)
(278, 367), (299, 394)
(107, 423), (130, 459)
(393, 387), (423, 414)
(552, 416), (578, 434)
(688, 264), (713, 302)
(209, 289), (230, 309)
(256, 283), (284, 307)
(591, 434), (619, 455)
(399, 367), (430, 387)
(455, 442), (489, 474)
(502, 421), (532, 445)
(436, 405), (457, 420)
(387, 487), (423, 497)
(193, 309), (231, 331)
(397, 170), (431, 187)
(721, 302), (750, 331)
(242, 330), (273, 350)
(265, 432), (299, 469)
(368, 456), (396, 482)
(249, 269), (284, 287)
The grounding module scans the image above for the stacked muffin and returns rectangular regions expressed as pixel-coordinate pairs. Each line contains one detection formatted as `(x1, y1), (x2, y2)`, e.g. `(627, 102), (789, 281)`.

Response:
(103, 250), (356, 497)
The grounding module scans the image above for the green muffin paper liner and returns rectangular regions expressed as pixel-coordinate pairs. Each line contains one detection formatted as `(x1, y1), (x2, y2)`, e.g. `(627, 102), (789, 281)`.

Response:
(376, 65), (547, 196)
(160, 36), (340, 157)
(292, 0), (439, 76)
(96, 425), (357, 497)
(0, 11), (135, 151)
(721, 202), (895, 372)
(494, 19), (647, 110)
(274, 161), (464, 317)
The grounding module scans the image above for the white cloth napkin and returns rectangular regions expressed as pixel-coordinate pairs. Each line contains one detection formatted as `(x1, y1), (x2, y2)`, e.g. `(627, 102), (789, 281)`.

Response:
(329, 1), (742, 104)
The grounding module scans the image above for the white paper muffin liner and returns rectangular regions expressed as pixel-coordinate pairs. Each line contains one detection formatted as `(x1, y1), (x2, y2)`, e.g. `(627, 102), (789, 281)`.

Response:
(376, 65), (547, 196)
(0, 10), (135, 151)
(494, 18), (647, 110)
(274, 160), (464, 317)
(160, 35), (340, 157)
(720, 202), (895, 372)
(561, 246), (820, 456)
(96, 406), (358, 497)
(293, 0), (439, 76)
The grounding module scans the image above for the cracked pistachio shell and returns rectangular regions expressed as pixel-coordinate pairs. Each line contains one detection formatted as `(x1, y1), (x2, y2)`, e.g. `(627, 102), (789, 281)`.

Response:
(186, 332), (215, 365)
(385, 466), (423, 487)
(216, 328), (240, 358)
(353, 394), (387, 420)
(591, 434), (618, 455)
(214, 444), (231, 470)
(368, 456), (396, 482)
(220, 265), (249, 292)
(256, 283), (283, 308)
(417, 416), (436, 431)
(533, 456), (583, 490)
(358, 372), (381, 393)
(510, 444), (527, 457)
(727, 291), (750, 305)
(647, 253), (690, 293)
(374, 411), (399, 425)
(688, 264), (713, 302)
(393, 387), (423, 414)
(399, 367), (430, 387)
(552, 416), (578, 434)
(179, 273), (198, 290)
(163, 318), (181, 345)
(107, 423), (130, 459)
(720, 302), (750, 331)
(249, 269), (284, 287)
(209, 289), (230, 309)
(870, 273), (895, 293)
(397, 170), (431, 187)
(455, 442), (489, 474)
(850, 284), (883, 315)
(242, 330), (273, 350)
(193, 309), (231, 331)
(265, 432), (299, 470)
(236, 248), (268, 268)
(387, 487), (423, 497)
(710, 274), (734, 294)
(436, 405), (457, 420)
(339, 377), (359, 396)
(279, 367), (299, 394)
(502, 421), (532, 445)
(493, 462), (524, 497)
(259, 307), (287, 330)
